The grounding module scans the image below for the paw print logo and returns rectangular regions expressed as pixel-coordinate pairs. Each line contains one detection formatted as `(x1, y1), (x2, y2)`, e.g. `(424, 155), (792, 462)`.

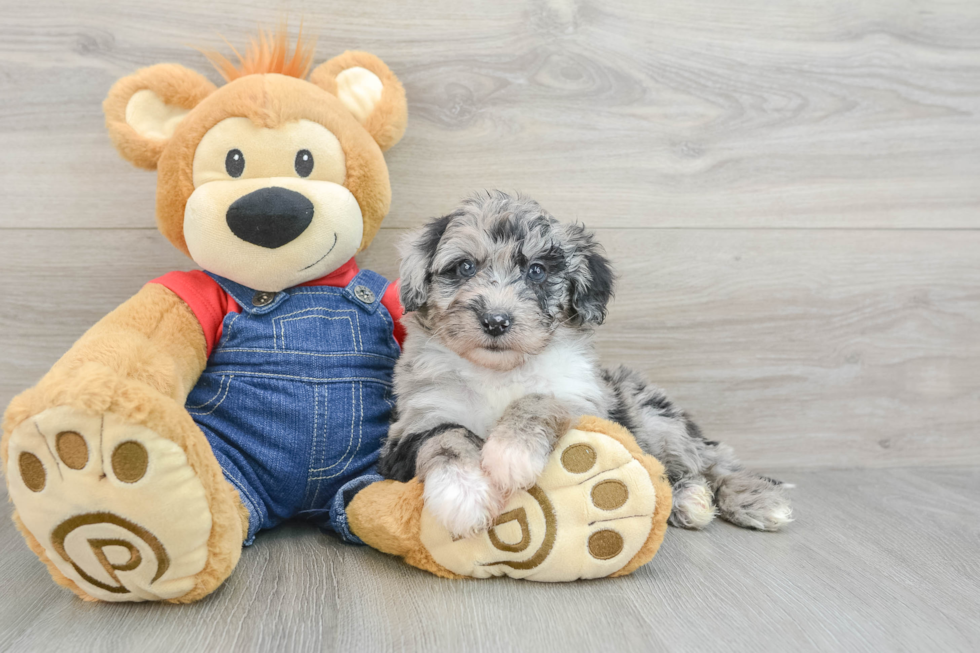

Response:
(50, 512), (169, 595)
(421, 427), (663, 581)
(7, 407), (215, 601)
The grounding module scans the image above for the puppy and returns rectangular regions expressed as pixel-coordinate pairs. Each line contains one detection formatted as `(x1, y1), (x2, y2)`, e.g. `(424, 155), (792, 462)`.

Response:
(379, 191), (792, 538)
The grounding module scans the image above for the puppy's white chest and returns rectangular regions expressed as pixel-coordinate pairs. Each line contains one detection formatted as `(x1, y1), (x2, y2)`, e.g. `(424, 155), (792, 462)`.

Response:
(469, 372), (561, 435)
(481, 382), (534, 417)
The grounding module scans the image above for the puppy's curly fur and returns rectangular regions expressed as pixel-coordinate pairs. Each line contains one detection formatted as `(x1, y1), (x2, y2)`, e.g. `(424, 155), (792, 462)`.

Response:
(379, 191), (792, 537)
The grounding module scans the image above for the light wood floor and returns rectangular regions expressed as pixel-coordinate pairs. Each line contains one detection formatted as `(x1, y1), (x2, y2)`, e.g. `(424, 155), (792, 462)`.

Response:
(2, 470), (979, 652)
(0, 0), (978, 651)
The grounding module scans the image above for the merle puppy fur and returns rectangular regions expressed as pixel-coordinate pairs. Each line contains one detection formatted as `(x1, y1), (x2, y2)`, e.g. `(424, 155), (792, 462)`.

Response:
(379, 191), (792, 538)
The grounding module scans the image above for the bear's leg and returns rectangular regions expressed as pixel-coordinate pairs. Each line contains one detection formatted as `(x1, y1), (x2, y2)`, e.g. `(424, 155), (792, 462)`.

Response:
(348, 416), (672, 581)
(3, 387), (247, 603)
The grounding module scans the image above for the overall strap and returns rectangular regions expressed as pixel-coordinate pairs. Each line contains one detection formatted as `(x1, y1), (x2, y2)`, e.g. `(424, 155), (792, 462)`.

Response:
(204, 272), (291, 316)
(342, 269), (390, 315)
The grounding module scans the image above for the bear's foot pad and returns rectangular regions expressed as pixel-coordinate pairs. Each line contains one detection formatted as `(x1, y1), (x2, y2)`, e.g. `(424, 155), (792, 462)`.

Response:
(420, 427), (660, 581)
(7, 406), (213, 601)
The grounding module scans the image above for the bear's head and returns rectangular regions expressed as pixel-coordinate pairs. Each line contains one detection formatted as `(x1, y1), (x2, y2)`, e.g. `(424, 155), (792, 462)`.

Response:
(103, 30), (406, 292)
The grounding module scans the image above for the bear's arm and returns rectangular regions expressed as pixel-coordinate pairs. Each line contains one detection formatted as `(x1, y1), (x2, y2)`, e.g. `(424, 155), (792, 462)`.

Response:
(150, 270), (238, 357)
(23, 283), (209, 409)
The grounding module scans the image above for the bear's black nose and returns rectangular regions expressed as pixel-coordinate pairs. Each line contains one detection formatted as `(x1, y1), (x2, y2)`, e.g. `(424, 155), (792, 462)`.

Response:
(226, 187), (315, 249)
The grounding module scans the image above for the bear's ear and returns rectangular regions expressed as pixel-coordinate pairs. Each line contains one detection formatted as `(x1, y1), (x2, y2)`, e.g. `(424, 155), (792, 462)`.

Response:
(103, 63), (217, 170)
(309, 51), (407, 151)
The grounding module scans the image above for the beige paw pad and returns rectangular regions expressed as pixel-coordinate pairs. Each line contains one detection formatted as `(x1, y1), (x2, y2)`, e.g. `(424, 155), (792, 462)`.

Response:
(6, 406), (214, 601)
(420, 428), (659, 581)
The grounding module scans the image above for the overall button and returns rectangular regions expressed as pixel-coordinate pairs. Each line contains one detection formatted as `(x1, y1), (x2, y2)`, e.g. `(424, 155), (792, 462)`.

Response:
(252, 291), (277, 307)
(353, 285), (375, 304)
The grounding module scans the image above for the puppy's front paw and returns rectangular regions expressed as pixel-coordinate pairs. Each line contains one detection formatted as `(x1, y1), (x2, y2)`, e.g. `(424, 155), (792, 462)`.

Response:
(419, 421), (669, 581)
(422, 464), (503, 539)
(481, 437), (548, 497)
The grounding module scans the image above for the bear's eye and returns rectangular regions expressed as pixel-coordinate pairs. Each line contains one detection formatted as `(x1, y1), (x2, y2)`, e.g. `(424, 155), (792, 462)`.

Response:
(295, 149), (314, 177)
(527, 263), (547, 283)
(225, 149), (245, 178)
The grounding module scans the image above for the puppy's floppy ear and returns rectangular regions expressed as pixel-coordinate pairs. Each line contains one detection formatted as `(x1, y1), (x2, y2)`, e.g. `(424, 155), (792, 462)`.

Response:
(103, 64), (216, 170)
(309, 51), (407, 152)
(564, 223), (616, 326)
(399, 214), (454, 312)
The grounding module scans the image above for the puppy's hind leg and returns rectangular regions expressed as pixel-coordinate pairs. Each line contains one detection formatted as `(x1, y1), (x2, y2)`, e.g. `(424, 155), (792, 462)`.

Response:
(669, 476), (717, 530)
(704, 442), (793, 531)
(602, 366), (718, 530)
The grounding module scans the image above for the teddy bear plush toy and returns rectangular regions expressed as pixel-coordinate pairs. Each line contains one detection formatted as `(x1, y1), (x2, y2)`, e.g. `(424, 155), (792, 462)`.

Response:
(1, 30), (671, 602)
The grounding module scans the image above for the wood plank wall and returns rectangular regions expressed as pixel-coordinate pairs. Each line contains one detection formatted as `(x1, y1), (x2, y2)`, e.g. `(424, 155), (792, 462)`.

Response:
(1, 0), (978, 469)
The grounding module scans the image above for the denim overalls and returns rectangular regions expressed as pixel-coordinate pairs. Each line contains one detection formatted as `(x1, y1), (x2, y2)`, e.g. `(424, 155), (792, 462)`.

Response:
(184, 270), (397, 544)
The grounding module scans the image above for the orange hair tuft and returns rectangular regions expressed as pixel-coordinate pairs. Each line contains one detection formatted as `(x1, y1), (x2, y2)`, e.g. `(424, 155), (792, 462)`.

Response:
(201, 24), (317, 82)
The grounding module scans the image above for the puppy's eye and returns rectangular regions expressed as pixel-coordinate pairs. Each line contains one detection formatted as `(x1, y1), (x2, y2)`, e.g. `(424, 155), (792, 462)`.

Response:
(527, 263), (547, 283)
(225, 149), (245, 178)
(457, 259), (477, 278)
(295, 149), (314, 177)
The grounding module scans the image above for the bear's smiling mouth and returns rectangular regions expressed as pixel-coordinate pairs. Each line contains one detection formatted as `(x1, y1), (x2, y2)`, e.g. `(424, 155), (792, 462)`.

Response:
(300, 232), (338, 271)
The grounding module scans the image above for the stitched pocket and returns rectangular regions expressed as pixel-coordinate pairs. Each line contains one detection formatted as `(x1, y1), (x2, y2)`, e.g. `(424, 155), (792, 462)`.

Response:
(272, 307), (362, 354)
(186, 374), (236, 416)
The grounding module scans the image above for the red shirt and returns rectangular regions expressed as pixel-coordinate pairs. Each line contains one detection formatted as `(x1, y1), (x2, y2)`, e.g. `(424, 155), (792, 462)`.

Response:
(150, 258), (405, 357)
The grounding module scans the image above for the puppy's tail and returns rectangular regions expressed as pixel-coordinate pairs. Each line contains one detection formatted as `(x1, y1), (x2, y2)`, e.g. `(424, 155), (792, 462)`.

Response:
(705, 442), (794, 531)
(601, 364), (793, 531)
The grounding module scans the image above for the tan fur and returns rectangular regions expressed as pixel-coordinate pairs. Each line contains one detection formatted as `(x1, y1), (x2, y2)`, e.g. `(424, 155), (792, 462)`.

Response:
(348, 416), (670, 580)
(155, 73), (393, 256)
(347, 479), (463, 579)
(572, 416), (672, 577)
(1, 285), (206, 443)
(5, 35), (408, 603)
(1, 285), (247, 602)
(103, 64), (217, 171)
(310, 51), (408, 152)
(11, 511), (95, 601)
(104, 51), (405, 256)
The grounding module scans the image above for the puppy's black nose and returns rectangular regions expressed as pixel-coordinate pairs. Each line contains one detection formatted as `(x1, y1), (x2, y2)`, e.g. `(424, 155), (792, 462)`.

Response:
(481, 312), (512, 337)
(226, 187), (315, 248)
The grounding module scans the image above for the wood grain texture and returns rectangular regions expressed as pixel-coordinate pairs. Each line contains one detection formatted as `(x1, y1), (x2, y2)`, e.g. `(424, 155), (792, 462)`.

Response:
(362, 228), (980, 470)
(1, 468), (978, 652)
(1, 0), (979, 649)
(2, 228), (977, 469)
(0, 0), (979, 230)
